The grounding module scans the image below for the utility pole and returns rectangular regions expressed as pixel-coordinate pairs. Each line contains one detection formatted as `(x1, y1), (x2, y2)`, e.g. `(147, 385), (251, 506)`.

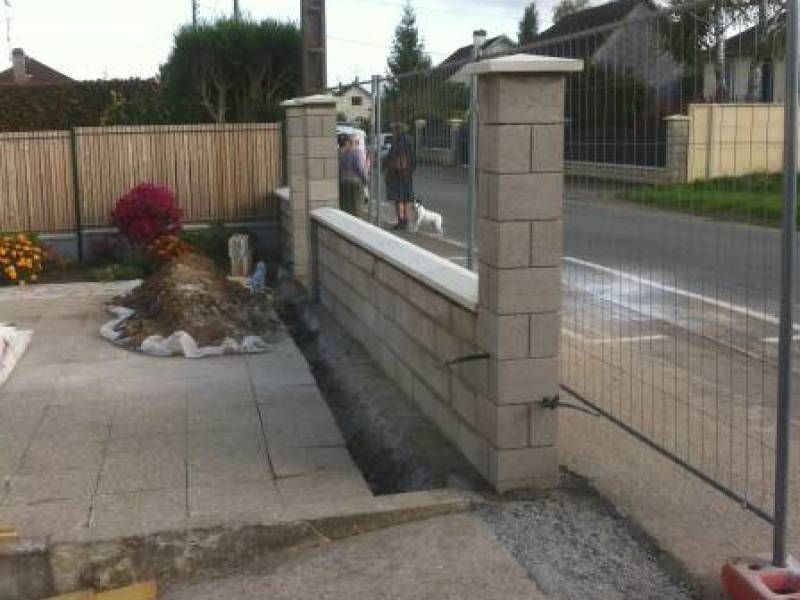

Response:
(192, 0), (197, 26)
(301, 0), (327, 94)
(233, 0), (240, 20)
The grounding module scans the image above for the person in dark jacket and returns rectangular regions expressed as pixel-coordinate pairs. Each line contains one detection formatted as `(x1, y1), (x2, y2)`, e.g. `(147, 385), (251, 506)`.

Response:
(383, 123), (414, 230)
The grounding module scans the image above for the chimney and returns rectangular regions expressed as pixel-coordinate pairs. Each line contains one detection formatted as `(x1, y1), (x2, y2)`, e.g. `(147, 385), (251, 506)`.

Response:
(11, 48), (27, 84)
(472, 30), (487, 60)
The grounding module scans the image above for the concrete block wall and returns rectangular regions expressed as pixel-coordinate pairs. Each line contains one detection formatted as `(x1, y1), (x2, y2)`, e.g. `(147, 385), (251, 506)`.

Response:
(295, 55), (581, 492)
(312, 209), (499, 483)
(280, 95), (339, 288)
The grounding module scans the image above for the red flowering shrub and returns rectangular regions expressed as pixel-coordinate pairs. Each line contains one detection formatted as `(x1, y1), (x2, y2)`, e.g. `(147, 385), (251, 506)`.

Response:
(111, 183), (182, 246)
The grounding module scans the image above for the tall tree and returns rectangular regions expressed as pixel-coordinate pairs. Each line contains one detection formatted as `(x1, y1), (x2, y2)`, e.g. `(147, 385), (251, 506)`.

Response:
(160, 17), (301, 123)
(518, 2), (540, 45)
(552, 0), (590, 24)
(387, 2), (431, 77)
(659, 0), (778, 100)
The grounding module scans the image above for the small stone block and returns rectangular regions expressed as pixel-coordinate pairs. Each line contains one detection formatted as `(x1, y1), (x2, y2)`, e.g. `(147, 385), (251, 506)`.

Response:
(477, 219), (530, 268)
(530, 220), (562, 267)
(479, 125), (531, 174)
(531, 124), (564, 173)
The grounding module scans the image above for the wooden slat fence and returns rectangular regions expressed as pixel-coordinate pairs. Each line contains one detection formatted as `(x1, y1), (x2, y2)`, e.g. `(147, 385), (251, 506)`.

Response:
(0, 123), (283, 233)
(0, 131), (75, 232)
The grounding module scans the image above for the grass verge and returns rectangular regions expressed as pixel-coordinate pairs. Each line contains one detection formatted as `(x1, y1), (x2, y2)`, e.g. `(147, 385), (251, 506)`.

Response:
(619, 174), (792, 227)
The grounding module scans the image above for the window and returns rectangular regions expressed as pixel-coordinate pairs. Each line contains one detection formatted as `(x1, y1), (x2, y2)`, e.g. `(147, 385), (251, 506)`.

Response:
(351, 96), (363, 106)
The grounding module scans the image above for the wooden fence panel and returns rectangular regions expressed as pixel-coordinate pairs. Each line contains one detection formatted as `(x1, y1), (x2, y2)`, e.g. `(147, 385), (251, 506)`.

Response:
(73, 123), (283, 228)
(0, 123), (283, 233)
(0, 131), (74, 232)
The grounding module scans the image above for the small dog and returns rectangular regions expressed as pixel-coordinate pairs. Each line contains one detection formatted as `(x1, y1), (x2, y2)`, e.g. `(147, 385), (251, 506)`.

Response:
(411, 200), (443, 235)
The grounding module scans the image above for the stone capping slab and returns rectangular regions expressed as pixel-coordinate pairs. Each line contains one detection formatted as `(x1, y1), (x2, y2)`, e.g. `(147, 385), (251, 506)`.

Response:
(311, 207), (478, 311)
(275, 186), (290, 202)
(453, 54), (583, 82)
(281, 94), (337, 107)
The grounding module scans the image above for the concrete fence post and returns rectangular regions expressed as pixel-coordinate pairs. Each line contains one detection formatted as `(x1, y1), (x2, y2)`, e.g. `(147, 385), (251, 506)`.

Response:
(664, 114), (690, 182)
(414, 118), (426, 163)
(280, 95), (339, 289)
(448, 118), (463, 165)
(459, 54), (582, 491)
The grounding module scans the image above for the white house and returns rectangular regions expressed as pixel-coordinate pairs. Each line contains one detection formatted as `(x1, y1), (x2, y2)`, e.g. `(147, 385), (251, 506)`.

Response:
(332, 83), (373, 124)
(702, 24), (785, 102)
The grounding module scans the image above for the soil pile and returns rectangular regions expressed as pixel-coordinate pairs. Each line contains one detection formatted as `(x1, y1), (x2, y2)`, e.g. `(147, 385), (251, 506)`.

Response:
(113, 252), (275, 348)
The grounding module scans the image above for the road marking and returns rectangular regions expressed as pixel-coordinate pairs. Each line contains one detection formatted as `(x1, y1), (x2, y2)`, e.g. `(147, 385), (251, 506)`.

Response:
(562, 328), (666, 344)
(564, 256), (799, 331)
(761, 335), (800, 343)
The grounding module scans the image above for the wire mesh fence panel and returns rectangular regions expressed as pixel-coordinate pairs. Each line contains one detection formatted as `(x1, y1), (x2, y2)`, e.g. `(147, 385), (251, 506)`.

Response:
(359, 66), (473, 267)
(530, 6), (790, 521)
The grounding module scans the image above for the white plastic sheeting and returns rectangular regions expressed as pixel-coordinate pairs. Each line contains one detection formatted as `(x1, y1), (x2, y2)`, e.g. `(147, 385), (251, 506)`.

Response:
(100, 306), (271, 359)
(0, 323), (32, 387)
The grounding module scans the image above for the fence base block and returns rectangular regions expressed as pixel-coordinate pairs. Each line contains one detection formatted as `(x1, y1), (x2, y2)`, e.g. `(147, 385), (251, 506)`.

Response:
(722, 556), (800, 599)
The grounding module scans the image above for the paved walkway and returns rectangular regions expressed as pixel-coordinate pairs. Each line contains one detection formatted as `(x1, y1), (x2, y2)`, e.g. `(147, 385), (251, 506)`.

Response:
(0, 282), (372, 543)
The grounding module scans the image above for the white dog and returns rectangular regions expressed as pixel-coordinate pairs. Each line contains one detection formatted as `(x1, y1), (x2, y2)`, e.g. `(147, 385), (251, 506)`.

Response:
(411, 200), (443, 235)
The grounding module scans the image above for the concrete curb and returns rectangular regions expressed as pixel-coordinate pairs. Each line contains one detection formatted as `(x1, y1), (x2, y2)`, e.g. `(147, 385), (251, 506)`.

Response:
(1, 489), (473, 599)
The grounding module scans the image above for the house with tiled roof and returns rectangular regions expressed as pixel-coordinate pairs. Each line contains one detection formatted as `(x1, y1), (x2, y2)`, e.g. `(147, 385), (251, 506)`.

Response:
(0, 48), (73, 86)
(438, 34), (516, 69)
(530, 0), (682, 108)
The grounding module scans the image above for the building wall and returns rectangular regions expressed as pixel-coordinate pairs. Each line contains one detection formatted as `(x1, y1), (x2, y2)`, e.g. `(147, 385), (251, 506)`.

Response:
(687, 102), (785, 180)
(703, 58), (788, 102)
(595, 4), (683, 105)
(335, 88), (373, 124)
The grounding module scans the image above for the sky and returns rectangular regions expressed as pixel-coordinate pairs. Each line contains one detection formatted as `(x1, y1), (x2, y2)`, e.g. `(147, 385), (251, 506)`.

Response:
(0, 0), (561, 85)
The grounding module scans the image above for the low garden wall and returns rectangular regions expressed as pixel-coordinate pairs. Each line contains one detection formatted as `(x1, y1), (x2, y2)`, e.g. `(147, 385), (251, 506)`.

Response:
(312, 208), (498, 481)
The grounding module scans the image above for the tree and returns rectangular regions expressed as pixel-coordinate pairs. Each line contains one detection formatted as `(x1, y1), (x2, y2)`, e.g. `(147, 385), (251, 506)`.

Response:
(552, 0), (590, 24)
(659, 0), (782, 100)
(518, 2), (539, 45)
(160, 18), (301, 124)
(387, 2), (432, 78)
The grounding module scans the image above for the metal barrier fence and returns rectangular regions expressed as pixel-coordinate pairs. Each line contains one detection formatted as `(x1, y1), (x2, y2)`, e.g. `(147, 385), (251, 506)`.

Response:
(333, 58), (476, 268)
(334, 0), (799, 565)
(336, 0), (799, 566)
(526, 2), (796, 562)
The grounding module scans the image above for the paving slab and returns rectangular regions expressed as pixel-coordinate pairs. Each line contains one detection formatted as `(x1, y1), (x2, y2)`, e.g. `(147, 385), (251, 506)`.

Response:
(161, 513), (548, 600)
(0, 282), (469, 598)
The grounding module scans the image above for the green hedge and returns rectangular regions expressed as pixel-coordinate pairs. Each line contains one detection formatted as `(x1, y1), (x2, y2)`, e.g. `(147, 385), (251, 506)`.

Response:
(0, 79), (167, 132)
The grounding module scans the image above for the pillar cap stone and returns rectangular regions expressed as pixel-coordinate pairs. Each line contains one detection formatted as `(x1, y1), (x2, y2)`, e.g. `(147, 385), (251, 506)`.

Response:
(453, 53), (583, 82)
(281, 94), (337, 108)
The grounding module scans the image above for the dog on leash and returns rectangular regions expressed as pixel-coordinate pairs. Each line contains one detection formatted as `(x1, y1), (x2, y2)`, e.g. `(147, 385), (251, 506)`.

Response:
(411, 198), (443, 235)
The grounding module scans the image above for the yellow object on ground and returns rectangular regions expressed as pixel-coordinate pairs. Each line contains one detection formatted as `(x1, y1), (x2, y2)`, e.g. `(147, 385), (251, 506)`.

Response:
(46, 581), (157, 600)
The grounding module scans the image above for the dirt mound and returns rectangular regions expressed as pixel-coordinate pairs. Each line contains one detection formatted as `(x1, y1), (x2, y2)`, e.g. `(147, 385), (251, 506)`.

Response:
(113, 252), (275, 348)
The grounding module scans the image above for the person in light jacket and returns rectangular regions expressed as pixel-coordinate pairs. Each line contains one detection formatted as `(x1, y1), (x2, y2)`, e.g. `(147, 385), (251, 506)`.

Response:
(338, 134), (368, 216)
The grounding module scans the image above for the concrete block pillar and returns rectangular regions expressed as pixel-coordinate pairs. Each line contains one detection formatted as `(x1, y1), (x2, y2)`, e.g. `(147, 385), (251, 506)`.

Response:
(460, 54), (582, 492)
(281, 94), (338, 289)
(664, 115), (690, 182)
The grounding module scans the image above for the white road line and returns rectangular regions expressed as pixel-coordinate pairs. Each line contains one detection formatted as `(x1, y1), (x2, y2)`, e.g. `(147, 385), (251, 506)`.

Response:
(562, 328), (666, 344)
(564, 256), (798, 331)
(761, 335), (800, 343)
